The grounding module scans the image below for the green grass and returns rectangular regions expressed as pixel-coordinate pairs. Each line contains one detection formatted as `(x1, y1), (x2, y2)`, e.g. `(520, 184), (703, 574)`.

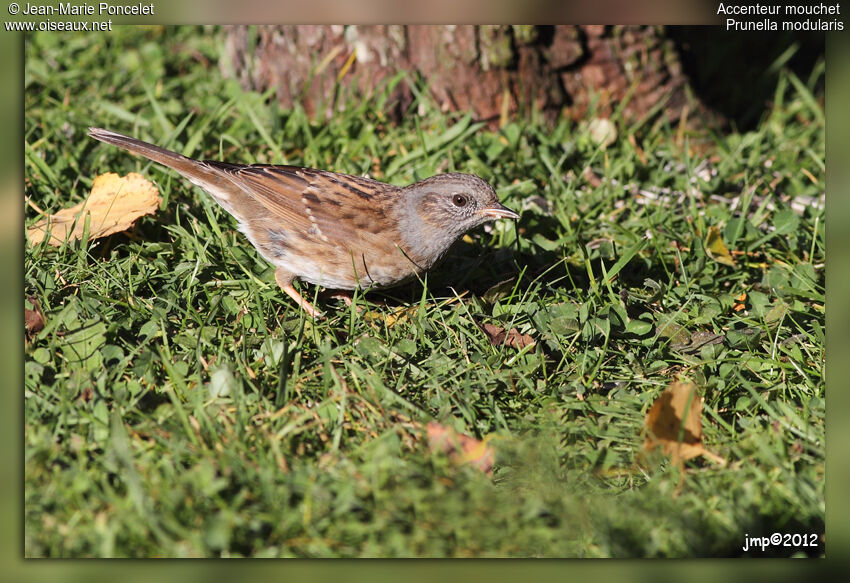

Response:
(24, 26), (824, 557)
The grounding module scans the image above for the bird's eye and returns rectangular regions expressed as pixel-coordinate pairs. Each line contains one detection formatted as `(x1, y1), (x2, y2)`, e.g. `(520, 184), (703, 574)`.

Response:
(452, 194), (469, 207)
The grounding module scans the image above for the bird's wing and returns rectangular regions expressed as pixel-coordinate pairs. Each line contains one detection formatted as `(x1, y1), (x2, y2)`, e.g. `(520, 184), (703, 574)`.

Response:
(207, 162), (400, 249)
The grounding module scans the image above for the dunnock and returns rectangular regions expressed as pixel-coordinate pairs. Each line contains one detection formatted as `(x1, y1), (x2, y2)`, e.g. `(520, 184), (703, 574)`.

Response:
(88, 128), (519, 318)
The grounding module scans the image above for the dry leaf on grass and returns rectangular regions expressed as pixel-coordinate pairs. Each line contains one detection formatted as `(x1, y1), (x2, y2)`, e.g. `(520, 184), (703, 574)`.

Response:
(426, 421), (495, 476)
(25, 296), (45, 340)
(733, 291), (747, 312)
(582, 166), (604, 188)
(704, 226), (737, 267)
(362, 294), (468, 327)
(362, 305), (421, 327)
(643, 380), (725, 466)
(479, 322), (535, 351)
(482, 278), (517, 304)
(27, 172), (161, 246)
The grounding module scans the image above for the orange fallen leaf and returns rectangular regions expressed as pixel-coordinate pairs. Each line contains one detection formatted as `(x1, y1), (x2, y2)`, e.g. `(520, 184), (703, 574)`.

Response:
(426, 421), (495, 476)
(643, 380), (725, 466)
(479, 322), (536, 351)
(27, 172), (161, 246)
(733, 291), (747, 312)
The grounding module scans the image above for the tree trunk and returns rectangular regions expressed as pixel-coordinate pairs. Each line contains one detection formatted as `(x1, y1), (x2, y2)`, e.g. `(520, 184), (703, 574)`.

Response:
(221, 25), (712, 128)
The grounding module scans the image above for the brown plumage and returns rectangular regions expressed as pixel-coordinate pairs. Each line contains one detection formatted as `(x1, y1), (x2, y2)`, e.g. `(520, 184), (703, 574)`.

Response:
(88, 127), (518, 318)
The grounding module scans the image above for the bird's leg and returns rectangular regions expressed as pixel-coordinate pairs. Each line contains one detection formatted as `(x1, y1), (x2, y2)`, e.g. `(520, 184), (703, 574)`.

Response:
(319, 289), (354, 307)
(275, 267), (323, 319)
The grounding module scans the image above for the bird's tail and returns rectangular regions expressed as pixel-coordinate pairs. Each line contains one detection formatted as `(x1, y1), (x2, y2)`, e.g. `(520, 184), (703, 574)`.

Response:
(88, 127), (241, 209)
(88, 127), (205, 174)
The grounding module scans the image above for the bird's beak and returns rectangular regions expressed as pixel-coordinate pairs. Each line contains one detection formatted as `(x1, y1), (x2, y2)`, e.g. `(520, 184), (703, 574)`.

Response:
(480, 204), (520, 220)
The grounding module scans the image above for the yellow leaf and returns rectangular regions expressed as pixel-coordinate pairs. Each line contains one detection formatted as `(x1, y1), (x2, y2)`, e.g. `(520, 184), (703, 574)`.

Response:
(362, 305), (420, 327)
(27, 172), (161, 246)
(704, 226), (736, 267)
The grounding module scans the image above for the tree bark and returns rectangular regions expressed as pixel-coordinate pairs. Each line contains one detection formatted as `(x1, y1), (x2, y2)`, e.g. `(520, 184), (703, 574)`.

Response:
(221, 25), (712, 128)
